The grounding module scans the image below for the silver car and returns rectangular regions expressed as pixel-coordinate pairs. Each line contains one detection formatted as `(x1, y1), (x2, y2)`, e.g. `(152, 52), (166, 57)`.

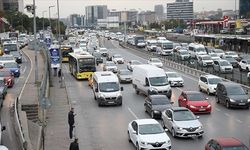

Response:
(161, 107), (204, 138)
(117, 69), (132, 83)
(213, 59), (233, 73)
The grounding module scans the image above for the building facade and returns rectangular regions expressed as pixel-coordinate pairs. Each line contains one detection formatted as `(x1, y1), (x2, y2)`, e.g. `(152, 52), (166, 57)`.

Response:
(85, 5), (108, 26)
(69, 14), (84, 27)
(0, 0), (19, 11)
(154, 4), (164, 21)
(138, 11), (156, 26)
(166, 0), (193, 20)
(239, 0), (250, 18)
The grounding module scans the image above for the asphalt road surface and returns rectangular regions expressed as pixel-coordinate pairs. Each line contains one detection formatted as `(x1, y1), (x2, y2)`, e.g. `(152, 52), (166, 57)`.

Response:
(62, 38), (250, 150)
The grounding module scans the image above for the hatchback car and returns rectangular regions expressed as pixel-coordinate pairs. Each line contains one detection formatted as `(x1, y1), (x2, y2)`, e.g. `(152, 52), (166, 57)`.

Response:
(198, 55), (214, 67)
(117, 69), (132, 83)
(3, 62), (20, 77)
(178, 91), (211, 113)
(213, 59), (233, 73)
(222, 55), (239, 68)
(198, 74), (223, 95)
(127, 60), (143, 71)
(144, 95), (173, 119)
(162, 107), (204, 138)
(239, 59), (250, 72)
(0, 70), (14, 88)
(205, 137), (249, 150)
(112, 54), (124, 64)
(103, 61), (118, 73)
(128, 119), (171, 150)
(148, 58), (163, 68)
(176, 49), (190, 61)
(165, 71), (184, 87)
(99, 48), (108, 57)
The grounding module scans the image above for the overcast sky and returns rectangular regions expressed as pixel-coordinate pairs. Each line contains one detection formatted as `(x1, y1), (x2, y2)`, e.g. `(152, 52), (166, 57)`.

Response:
(23, 0), (239, 18)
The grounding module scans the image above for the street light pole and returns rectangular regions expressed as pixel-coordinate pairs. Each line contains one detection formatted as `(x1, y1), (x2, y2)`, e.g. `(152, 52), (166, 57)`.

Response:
(33, 0), (38, 84)
(49, 6), (55, 30)
(42, 11), (47, 31)
(57, 0), (63, 87)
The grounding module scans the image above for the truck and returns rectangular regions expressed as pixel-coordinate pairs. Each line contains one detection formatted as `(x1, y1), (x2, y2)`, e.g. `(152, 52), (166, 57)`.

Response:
(132, 65), (172, 98)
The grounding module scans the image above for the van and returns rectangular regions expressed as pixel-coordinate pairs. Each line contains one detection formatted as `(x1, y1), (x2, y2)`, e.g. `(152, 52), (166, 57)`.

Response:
(132, 65), (172, 98)
(92, 71), (123, 106)
(216, 82), (250, 109)
(188, 43), (206, 59)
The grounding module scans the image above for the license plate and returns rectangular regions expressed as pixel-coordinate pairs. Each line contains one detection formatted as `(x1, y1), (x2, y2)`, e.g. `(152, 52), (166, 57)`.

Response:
(108, 101), (115, 104)
(199, 109), (206, 111)
(239, 103), (245, 105)
(188, 134), (196, 137)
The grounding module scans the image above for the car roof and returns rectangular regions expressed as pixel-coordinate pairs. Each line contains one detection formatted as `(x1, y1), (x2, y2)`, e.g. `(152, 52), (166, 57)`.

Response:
(218, 81), (241, 87)
(201, 74), (221, 79)
(149, 94), (168, 99)
(165, 71), (177, 74)
(171, 107), (189, 112)
(183, 91), (202, 95)
(135, 119), (159, 125)
(214, 137), (247, 147)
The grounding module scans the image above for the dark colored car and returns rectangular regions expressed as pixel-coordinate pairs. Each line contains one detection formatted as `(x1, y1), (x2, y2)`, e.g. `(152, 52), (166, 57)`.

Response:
(178, 91), (211, 114)
(216, 82), (250, 109)
(0, 79), (7, 105)
(205, 137), (249, 150)
(9, 51), (22, 64)
(144, 95), (173, 119)
(3, 62), (20, 77)
(117, 69), (132, 83)
(0, 70), (14, 88)
(92, 51), (103, 65)
(223, 56), (238, 68)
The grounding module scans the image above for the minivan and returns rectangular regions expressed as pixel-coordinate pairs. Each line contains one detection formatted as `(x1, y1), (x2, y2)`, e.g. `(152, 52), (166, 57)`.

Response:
(216, 82), (250, 109)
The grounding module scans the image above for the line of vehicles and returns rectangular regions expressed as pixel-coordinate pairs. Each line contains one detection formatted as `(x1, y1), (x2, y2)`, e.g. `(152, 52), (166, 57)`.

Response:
(64, 29), (250, 150)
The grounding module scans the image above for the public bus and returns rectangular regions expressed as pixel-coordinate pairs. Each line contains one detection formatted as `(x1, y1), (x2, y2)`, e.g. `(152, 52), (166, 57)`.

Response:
(61, 45), (73, 62)
(68, 51), (96, 79)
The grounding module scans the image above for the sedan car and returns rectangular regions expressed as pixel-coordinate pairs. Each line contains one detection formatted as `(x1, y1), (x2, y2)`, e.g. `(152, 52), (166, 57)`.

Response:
(3, 62), (20, 77)
(0, 70), (14, 88)
(165, 71), (184, 87)
(144, 95), (173, 119)
(117, 69), (132, 83)
(148, 58), (163, 68)
(162, 107), (204, 138)
(205, 137), (249, 150)
(9, 51), (22, 64)
(209, 53), (220, 61)
(224, 51), (239, 59)
(112, 54), (124, 64)
(92, 51), (103, 65)
(178, 91), (211, 113)
(212, 49), (225, 58)
(103, 61), (118, 73)
(128, 119), (171, 150)
(99, 47), (108, 57)
(198, 55), (214, 67)
(127, 60), (143, 71)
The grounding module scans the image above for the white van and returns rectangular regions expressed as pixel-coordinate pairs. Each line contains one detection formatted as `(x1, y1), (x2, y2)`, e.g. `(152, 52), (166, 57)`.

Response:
(132, 65), (172, 98)
(92, 71), (123, 106)
(188, 43), (206, 59)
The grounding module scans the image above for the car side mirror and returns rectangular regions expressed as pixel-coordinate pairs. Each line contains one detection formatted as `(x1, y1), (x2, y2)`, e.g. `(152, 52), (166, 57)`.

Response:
(204, 82), (208, 84)
(132, 130), (137, 134)
(121, 87), (124, 91)
(95, 88), (98, 92)
(1, 126), (6, 131)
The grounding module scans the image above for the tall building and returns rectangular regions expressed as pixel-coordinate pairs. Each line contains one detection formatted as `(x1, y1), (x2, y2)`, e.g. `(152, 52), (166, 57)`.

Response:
(69, 14), (84, 27)
(154, 5), (164, 21)
(85, 5), (108, 26)
(167, 0), (193, 20)
(138, 11), (156, 26)
(0, 0), (19, 11)
(239, 0), (250, 18)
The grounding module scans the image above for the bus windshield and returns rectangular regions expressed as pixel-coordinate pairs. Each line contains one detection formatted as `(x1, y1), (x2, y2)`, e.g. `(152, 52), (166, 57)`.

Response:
(162, 43), (173, 49)
(3, 44), (18, 51)
(78, 58), (95, 72)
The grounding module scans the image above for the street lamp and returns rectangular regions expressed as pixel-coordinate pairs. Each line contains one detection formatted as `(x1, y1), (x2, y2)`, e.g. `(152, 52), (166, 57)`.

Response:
(49, 5), (55, 30)
(42, 11), (47, 31)
(32, 0), (38, 84)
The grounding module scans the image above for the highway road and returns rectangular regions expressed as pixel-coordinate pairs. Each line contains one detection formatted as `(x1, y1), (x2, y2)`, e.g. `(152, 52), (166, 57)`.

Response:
(1, 48), (30, 149)
(62, 37), (250, 150)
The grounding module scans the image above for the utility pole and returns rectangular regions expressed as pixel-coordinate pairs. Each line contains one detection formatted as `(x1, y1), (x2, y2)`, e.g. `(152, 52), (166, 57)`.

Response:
(57, 0), (63, 88)
(33, 0), (38, 84)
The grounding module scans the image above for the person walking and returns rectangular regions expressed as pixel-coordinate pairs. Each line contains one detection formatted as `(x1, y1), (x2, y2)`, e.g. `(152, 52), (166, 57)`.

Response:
(69, 138), (79, 150)
(68, 108), (75, 140)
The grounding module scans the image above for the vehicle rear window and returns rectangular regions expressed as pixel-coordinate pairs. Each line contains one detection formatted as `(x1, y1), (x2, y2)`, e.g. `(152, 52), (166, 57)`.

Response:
(152, 97), (170, 105)
(187, 93), (205, 101)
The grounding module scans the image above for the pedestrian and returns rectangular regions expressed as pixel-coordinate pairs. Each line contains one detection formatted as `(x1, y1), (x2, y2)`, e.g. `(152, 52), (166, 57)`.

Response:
(58, 69), (61, 77)
(69, 138), (79, 150)
(68, 108), (75, 140)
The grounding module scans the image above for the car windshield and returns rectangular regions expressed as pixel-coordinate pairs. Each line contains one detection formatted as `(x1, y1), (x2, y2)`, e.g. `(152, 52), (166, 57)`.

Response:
(214, 49), (223, 53)
(225, 55), (233, 58)
(3, 44), (18, 51)
(220, 61), (231, 66)
(93, 52), (102, 57)
(0, 56), (15, 61)
(196, 47), (205, 52)
(131, 61), (142, 65)
(187, 93), (205, 101)
(208, 78), (222, 84)
(180, 51), (189, 54)
(106, 62), (116, 66)
(173, 110), (196, 121)
(210, 54), (218, 57)
(119, 70), (132, 75)
(4, 62), (18, 68)
(167, 73), (180, 78)
(152, 97), (171, 105)
(99, 82), (119, 92)
(222, 146), (249, 150)
(139, 124), (164, 135)
(10, 51), (21, 57)
(149, 76), (168, 86)
(227, 86), (246, 95)
(151, 59), (161, 63)
(202, 56), (211, 60)
(227, 52), (237, 55)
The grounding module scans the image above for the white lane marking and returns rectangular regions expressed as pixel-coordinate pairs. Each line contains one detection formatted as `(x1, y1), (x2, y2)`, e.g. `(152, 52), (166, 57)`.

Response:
(224, 113), (230, 117)
(128, 107), (138, 119)
(215, 108), (221, 112)
(236, 119), (243, 123)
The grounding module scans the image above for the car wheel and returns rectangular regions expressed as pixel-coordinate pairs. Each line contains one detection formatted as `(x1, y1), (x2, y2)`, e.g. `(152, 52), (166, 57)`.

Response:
(136, 143), (140, 150)
(199, 85), (202, 92)
(161, 119), (166, 129)
(207, 89), (210, 95)
(171, 128), (176, 138)
(216, 96), (220, 103)
(128, 131), (132, 142)
(151, 112), (154, 119)
(239, 66), (242, 71)
(226, 101), (231, 108)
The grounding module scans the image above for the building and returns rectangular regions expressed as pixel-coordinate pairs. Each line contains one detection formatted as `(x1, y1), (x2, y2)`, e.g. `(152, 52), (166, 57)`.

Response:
(0, 0), (19, 11)
(240, 0), (250, 18)
(154, 4), (164, 21)
(18, 0), (24, 13)
(85, 5), (108, 26)
(166, 0), (193, 20)
(138, 11), (156, 26)
(69, 14), (84, 27)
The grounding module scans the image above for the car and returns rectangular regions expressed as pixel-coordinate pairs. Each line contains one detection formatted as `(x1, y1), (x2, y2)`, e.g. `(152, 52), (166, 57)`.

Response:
(205, 137), (249, 150)
(221, 55), (238, 68)
(92, 51), (103, 65)
(117, 69), (132, 83)
(9, 51), (22, 64)
(103, 61), (118, 73)
(0, 79), (7, 102)
(209, 53), (221, 61)
(0, 70), (14, 88)
(198, 74), (223, 95)
(147, 58), (163, 68)
(176, 49), (190, 61)
(0, 55), (16, 65)
(165, 71), (184, 87)
(216, 82), (250, 109)
(239, 59), (250, 72)
(127, 119), (171, 150)
(178, 91), (211, 113)
(3, 62), (20, 77)
(213, 59), (233, 73)
(212, 49), (225, 58)
(112, 54), (124, 64)
(205, 46), (214, 54)
(161, 107), (204, 138)
(99, 48), (108, 57)
(127, 60), (142, 71)
(198, 55), (214, 67)
(0, 145), (8, 150)
(223, 51), (239, 59)
(144, 95), (173, 119)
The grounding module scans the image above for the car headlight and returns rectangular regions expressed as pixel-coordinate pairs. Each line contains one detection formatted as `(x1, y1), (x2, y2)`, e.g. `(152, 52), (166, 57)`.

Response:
(18, 57), (22, 59)
(230, 99), (235, 102)
(8, 79), (12, 82)
(177, 127), (183, 130)
(207, 104), (211, 108)
(189, 105), (196, 108)
(248, 99), (250, 102)
(198, 126), (203, 129)
(99, 93), (105, 99)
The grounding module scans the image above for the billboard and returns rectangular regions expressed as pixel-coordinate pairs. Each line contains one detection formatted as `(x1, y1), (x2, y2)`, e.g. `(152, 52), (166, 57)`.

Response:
(49, 46), (60, 68)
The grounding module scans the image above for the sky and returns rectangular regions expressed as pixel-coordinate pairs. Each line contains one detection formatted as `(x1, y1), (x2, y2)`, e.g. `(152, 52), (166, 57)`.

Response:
(23, 0), (239, 18)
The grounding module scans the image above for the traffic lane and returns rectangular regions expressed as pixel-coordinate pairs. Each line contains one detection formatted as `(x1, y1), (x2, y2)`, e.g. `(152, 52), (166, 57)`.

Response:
(105, 39), (250, 147)
(1, 51), (30, 149)
(63, 64), (135, 150)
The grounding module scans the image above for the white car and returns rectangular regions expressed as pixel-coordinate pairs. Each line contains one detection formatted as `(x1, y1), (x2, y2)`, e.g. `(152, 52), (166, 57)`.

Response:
(165, 71), (184, 87)
(128, 119), (171, 150)
(112, 54), (124, 64)
(211, 49), (225, 58)
(99, 48), (108, 57)
(127, 60), (143, 71)
(148, 58), (163, 68)
(209, 53), (221, 61)
(223, 51), (239, 59)
(198, 55), (214, 67)
(103, 61), (118, 73)
(0, 146), (8, 150)
(198, 74), (223, 95)
(239, 59), (250, 72)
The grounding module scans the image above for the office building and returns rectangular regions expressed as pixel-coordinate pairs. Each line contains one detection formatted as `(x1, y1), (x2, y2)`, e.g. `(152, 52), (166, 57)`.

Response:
(69, 14), (84, 27)
(154, 4), (164, 21)
(85, 5), (108, 26)
(0, 0), (19, 11)
(138, 11), (156, 26)
(239, 0), (250, 18)
(167, 0), (193, 20)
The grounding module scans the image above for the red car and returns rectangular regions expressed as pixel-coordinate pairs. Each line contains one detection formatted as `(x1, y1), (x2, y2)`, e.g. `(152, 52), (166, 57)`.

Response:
(178, 91), (211, 113)
(205, 137), (249, 150)
(0, 70), (14, 88)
